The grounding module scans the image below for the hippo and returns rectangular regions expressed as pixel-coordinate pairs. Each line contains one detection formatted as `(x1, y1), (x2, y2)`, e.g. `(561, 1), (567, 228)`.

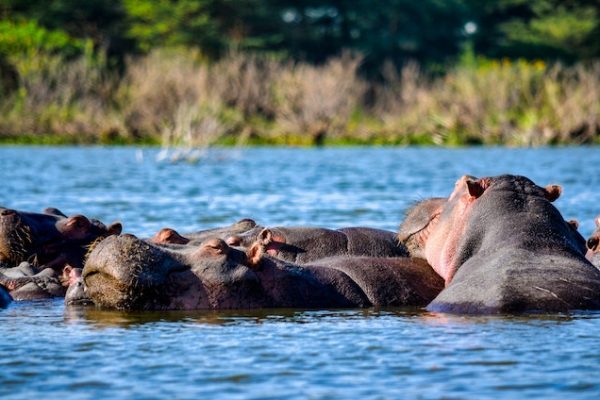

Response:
(397, 197), (446, 259)
(81, 234), (443, 310)
(151, 221), (408, 263)
(149, 218), (262, 246)
(586, 216), (600, 268)
(244, 226), (408, 263)
(0, 262), (80, 300)
(64, 267), (92, 305)
(0, 207), (122, 271)
(419, 174), (600, 314)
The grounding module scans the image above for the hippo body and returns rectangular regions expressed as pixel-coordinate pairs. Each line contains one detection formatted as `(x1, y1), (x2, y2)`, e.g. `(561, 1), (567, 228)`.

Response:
(82, 235), (443, 311)
(423, 175), (600, 314)
(151, 219), (408, 263)
(256, 226), (408, 264)
(0, 263), (66, 300)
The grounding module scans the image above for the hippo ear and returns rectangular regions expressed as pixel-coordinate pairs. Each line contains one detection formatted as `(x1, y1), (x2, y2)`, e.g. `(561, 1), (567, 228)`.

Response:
(567, 219), (579, 230)
(107, 222), (122, 236)
(258, 228), (273, 246)
(544, 185), (561, 202)
(465, 178), (487, 199)
(246, 243), (264, 269)
(44, 207), (67, 217)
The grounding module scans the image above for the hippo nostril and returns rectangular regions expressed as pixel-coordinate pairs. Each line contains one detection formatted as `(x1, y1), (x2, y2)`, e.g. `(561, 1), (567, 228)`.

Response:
(587, 237), (600, 251)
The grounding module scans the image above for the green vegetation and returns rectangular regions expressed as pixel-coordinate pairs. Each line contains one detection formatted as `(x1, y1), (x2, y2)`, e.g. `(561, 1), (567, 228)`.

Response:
(1, 0), (599, 146)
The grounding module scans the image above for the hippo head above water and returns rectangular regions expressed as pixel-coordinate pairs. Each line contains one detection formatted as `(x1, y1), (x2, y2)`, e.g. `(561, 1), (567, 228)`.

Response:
(83, 234), (266, 310)
(82, 233), (442, 311)
(0, 207), (122, 269)
(419, 174), (600, 314)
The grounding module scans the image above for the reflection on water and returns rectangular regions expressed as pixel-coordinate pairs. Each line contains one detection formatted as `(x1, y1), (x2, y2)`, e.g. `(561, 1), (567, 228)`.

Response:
(2, 147), (600, 399)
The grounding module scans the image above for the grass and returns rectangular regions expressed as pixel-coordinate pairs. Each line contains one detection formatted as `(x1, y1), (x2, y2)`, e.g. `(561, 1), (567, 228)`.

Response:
(1, 50), (599, 147)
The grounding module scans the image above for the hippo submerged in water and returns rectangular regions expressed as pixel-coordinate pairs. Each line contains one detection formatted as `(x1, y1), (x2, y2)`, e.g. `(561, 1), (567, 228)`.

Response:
(0, 263), (82, 300)
(68, 220), (410, 308)
(81, 234), (443, 310)
(0, 207), (122, 270)
(0, 207), (121, 302)
(150, 220), (408, 262)
(404, 175), (600, 314)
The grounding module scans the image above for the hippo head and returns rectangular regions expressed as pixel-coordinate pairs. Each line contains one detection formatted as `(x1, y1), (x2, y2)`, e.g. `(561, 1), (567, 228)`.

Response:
(0, 207), (121, 268)
(83, 234), (264, 310)
(397, 197), (446, 259)
(420, 175), (569, 284)
(421, 175), (600, 314)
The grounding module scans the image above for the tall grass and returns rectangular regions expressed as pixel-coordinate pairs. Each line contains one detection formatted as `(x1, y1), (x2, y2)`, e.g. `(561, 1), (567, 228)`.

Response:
(1, 50), (599, 146)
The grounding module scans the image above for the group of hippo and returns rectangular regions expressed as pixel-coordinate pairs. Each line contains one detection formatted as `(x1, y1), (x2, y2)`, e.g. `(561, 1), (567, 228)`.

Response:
(2, 174), (600, 314)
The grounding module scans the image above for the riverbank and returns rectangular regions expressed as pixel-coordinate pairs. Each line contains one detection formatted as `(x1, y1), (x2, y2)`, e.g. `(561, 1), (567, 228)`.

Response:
(2, 51), (599, 147)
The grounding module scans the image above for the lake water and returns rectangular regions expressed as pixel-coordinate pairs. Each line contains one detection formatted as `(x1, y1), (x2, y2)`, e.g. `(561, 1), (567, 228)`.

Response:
(1, 146), (599, 399)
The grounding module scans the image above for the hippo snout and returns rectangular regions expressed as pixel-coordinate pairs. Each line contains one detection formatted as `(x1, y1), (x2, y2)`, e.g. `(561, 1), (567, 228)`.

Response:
(83, 234), (182, 309)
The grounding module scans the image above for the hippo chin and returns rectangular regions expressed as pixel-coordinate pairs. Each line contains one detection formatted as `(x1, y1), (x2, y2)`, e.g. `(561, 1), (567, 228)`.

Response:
(422, 174), (600, 314)
(82, 234), (443, 311)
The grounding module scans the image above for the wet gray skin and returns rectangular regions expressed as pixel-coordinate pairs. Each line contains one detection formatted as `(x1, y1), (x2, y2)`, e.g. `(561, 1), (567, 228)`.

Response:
(65, 273), (93, 306)
(151, 219), (408, 263)
(82, 234), (443, 311)
(148, 218), (263, 248)
(426, 174), (600, 314)
(0, 262), (66, 300)
(0, 206), (122, 270)
(397, 197), (447, 259)
(247, 226), (409, 264)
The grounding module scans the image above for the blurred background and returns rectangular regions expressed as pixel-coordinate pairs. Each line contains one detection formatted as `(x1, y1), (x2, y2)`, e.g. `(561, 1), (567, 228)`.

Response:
(1, 0), (599, 147)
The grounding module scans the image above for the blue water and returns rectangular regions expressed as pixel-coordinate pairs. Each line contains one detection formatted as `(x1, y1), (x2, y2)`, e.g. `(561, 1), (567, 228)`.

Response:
(1, 146), (600, 399)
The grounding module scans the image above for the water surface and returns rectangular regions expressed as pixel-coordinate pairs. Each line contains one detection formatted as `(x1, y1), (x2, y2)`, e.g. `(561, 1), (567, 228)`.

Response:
(1, 147), (599, 399)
